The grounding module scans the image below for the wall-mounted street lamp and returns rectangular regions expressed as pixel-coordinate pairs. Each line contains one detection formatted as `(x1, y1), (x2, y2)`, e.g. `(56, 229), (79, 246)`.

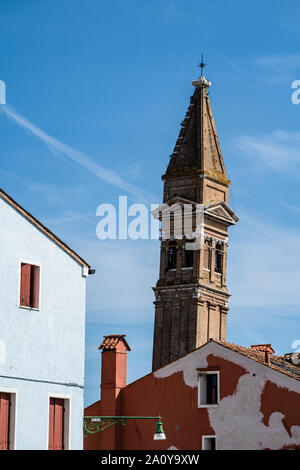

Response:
(83, 415), (166, 441)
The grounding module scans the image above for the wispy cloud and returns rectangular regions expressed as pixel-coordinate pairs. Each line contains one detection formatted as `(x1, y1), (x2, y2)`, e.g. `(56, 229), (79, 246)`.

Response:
(281, 201), (300, 214)
(0, 104), (154, 203)
(223, 56), (261, 84)
(229, 213), (300, 310)
(224, 53), (300, 84)
(234, 130), (300, 173)
(26, 181), (91, 206)
(253, 53), (300, 83)
(254, 53), (300, 73)
(227, 212), (300, 350)
(43, 210), (94, 226)
(81, 238), (159, 324)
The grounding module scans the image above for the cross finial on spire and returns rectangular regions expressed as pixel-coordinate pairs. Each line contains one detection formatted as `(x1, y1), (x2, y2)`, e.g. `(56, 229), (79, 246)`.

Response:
(193, 54), (211, 88)
(198, 53), (207, 76)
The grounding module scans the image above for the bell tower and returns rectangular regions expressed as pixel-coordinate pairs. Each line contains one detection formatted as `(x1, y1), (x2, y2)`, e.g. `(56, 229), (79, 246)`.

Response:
(152, 73), (239, 371)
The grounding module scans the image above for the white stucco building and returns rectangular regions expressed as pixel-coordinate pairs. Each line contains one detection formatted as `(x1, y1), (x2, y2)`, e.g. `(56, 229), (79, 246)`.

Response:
(0, 187), (92, 450)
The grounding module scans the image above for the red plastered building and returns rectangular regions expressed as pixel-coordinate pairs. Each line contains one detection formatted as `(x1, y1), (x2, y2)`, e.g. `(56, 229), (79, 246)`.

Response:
(84, 335), (300, 450)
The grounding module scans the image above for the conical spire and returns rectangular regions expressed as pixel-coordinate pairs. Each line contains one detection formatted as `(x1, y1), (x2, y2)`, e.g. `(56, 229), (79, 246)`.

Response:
(166, 75), (230, 187)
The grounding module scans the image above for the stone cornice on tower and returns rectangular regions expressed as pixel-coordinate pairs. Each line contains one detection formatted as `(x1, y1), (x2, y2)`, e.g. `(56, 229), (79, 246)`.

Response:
(164, 75), (231, 188)
(205, 201), (239, 226)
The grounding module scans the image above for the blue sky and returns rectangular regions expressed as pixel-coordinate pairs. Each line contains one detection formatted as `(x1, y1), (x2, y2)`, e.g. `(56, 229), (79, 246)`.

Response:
(1, 0), (300, 407)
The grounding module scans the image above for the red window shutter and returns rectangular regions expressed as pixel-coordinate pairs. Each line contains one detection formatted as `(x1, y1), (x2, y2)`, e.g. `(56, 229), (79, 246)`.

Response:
(0, 393), (10, 450)
(20, 264), (40, 309)
(20, 263), (31, 307)
(49, 398), (64, 450)
(48, 398), (55, 450)
(31, 265), (40, 309)
(54, 399), (64, 450)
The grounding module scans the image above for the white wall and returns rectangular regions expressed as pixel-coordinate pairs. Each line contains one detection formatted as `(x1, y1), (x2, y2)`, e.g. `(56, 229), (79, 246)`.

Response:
(0, 197), (87, 449)
(155, 341), (300, 450)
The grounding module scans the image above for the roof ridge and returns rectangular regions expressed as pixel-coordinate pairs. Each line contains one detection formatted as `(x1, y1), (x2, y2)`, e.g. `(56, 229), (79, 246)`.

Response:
(212, 338), (263, 353)
(210, 339), (300, 380)
(0, 186), (90, 268)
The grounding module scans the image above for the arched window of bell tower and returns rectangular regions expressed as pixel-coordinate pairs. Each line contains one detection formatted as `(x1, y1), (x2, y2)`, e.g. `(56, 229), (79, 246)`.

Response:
(166, 241), (177, 271)
(215, 242), (223, 274)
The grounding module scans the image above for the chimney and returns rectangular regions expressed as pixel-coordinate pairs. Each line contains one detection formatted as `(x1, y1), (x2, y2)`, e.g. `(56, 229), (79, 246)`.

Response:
(250, 344), (274, 367)
(98, 335), (131, 451)
(264, 351), (271, 366)
(99, 334), (131, 415)
(251, 344), (275, 354)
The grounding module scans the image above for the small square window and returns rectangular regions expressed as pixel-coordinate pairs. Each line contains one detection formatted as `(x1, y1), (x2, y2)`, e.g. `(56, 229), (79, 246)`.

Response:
(198, 372), (219, 406)
(20, 263), (40, 309)
(202, 436), (216, 450)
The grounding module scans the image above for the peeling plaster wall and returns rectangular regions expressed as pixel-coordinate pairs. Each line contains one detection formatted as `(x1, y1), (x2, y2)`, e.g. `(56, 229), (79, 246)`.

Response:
(209, 373), (300, 450)
(154, 342), (300, 450)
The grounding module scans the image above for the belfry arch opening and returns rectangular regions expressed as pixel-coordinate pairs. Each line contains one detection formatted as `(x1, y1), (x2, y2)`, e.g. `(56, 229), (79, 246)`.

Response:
(166, 241), (177, 271)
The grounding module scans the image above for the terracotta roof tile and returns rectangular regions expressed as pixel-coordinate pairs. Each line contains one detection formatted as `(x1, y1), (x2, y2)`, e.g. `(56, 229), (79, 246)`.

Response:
(251, 344), (275, 354)
(98, 335), (131, 352)
(210, 339), (300, 381)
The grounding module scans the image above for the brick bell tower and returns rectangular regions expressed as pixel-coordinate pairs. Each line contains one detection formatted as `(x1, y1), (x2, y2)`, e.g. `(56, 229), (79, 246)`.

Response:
(152, 73), (239, 371)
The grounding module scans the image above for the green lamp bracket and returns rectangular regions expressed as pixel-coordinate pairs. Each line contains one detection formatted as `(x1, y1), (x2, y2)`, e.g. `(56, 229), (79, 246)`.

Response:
(83, 415), (166, 440)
